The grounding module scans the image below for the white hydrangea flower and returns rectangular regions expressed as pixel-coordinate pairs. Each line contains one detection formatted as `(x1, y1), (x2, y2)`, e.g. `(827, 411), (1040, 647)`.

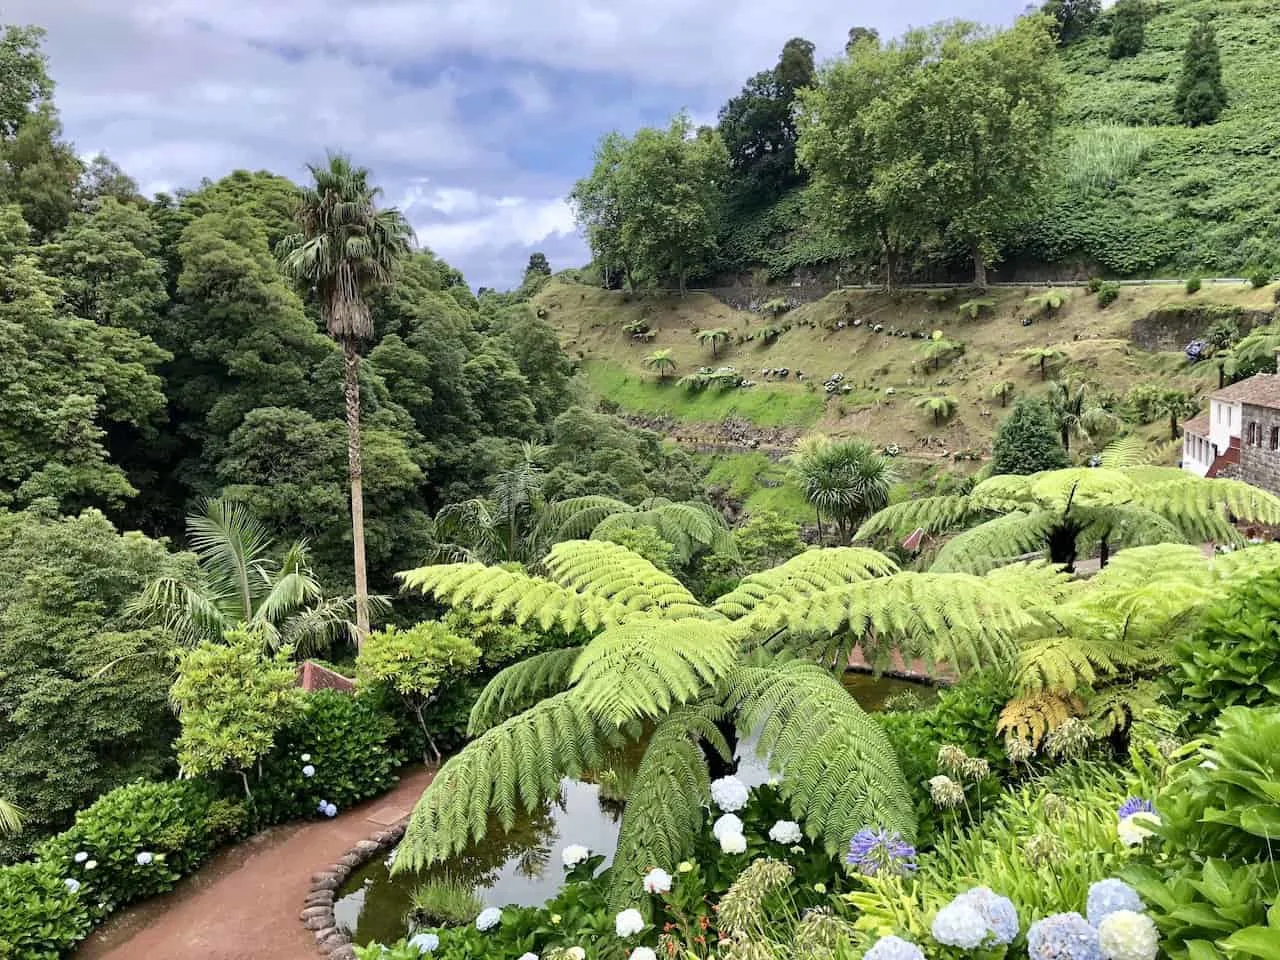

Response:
(643, 867), (672, 894)
(566, 948), (586, 960)
(864, 935), (925, 960)
(631, 949), (658, 960)
(84, 860), (98, 871)
(719, 831), (747, 854)
(712, 813), (743, 841)
(931, 902), (989, 949)
(63, 878), (81, 894)
(768, 820), (803, 844)
(710, 775), (750, 812)
(408, 932), (439, 953)
(561, 844), (590, 868)
(73, 852), (88, 864)
(517, 954), (538, 960)
(135, 851), (154, 866)
(1098, 911), (1159, 960)
(1117, 812), (1160, 847)
(475, 906), (502, 931)
(615, 908), (645, 938)
(300, 753), (312, 763)
(302, 764), (316, 778)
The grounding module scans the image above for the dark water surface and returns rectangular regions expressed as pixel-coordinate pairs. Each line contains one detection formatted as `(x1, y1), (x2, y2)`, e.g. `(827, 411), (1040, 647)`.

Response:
(334, 672), (931, 946)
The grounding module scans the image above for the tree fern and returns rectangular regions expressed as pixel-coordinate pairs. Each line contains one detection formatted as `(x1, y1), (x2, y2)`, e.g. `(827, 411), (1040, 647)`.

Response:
(997, 692), (1083, 749)
(930, 511), (1058, 574)
(606, 704), (730, 908)
(538, 495), (633, 542)
(723, 661), (915, 847)
(854, 495), (984, 541)
(467, 647), (584, 734)
(712, 548), (899, 619)
(591, 499), (737, 565)
(395, 692), (610, 871)
(543, 540), (711, 619)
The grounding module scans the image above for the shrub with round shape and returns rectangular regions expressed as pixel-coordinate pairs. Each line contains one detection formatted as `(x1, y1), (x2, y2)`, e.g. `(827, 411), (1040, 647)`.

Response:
(954, 887), (1019, 945)
(931, 902), (989, 949)
(1086, 879), (1143, 928)
(1028, 913), (1103, 960)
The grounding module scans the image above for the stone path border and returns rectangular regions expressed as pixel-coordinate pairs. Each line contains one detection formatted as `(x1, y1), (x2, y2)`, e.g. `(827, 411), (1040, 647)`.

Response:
(302, 820), (408, 959)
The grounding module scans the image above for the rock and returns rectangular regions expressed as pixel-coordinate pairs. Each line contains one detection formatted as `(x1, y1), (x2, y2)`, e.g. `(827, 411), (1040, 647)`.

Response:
(314, 927), (343, 947)
(310, 873), (340, 891)
(328, 947), (358, 960)
(354, 840), (381, 855)
(305, 891), (335, 907)
(339, 852), (363, 868)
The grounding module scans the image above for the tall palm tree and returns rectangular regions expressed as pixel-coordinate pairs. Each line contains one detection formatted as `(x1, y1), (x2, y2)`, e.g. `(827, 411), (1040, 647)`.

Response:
(277, 154), (414, 639)
(131, 498), (375, 655)
(789, 435), (897, 543)
(0, 798), (22, 837)
(643, 348), (677, 381)
(1046, 379), (1118, 453)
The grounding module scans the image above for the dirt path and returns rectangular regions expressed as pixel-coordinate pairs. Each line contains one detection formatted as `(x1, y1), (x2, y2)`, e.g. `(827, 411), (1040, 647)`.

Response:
(75, 767), (434, 960)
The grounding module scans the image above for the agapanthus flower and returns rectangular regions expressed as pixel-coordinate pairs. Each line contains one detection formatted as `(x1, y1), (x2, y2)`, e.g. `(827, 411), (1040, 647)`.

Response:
(408, 932), (439, 953)
(1006, 737), (1035, 762)
(719, 831), (747, 854)
(302, 765), (316, 778)
(1025, 833), (1063, 867)
(931, 902), (989, 949)
(1043, 793), (1068, 821)
(768, 820), (802, 844)
(643, 867), (672, 894)
(63, 878), (81, 894)
(864, 935), (925, 960)
(1045, 718), (1094, 760)
(954, 887), (1019, 945)
(1117, 813), (1160, 847)
(938, 745), (968, 775)
(710, 775), (750, 812)
(475, 906), (502, 931)
(960, 757), (991, 782)
(1086, 880), (1143, 928)
(562, 844), (590, 868)
(135, 851), (154, 866)
(928, 775), (965, 809)
(1027, 913), (1103, 960)
(1097, 911), (1159, 960)
(1117, 799), (1154, 820)
(631, 949), (658, 960)
(74, 852), (89, 864)
(712, 814), (743, 841)
(846, 828), (918, 877)
(615, 908), (645, 938)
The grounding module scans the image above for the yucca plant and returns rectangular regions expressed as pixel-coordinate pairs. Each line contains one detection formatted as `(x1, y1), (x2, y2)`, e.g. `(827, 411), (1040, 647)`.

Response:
(0, 798), (21, 837)
(392, 541), (1041, 903)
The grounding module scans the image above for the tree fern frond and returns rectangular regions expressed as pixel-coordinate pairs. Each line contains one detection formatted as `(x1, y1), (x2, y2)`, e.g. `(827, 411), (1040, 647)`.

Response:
(723, 661), (914, 849)
(536, 495), (633, 543)
(853, 495), (980, 542)
(1015, 633), (1132, 694)
(543, 540), (712, 619)
(930, 511), (1059, 574)
(591, 501), (737, 565)
(980, 560), (1078, 607)
(711, 548), (899, 619)
(394, 692), (607, 872)
(606, 704), (729, 908)
(1099, 435), (1166, 469)
(1135, 477), (1280, 540)
(1086, 544), (1210, 590)
(996, 692), (1083, 749)
(1088, 681), (1179, 742)
(397, 562), (629, 634)
(570, 620), (739, 726)
(467, 646), (585, 735)
(1209, 542), (1280, 581)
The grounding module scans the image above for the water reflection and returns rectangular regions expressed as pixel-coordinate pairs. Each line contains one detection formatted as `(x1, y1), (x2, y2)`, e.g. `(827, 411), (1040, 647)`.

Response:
(335, 672), (930, 946)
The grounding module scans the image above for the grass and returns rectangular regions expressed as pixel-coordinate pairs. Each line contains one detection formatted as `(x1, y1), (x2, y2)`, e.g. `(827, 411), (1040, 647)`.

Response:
(700, 452), (813, 523)
(408, 876), (483, 928)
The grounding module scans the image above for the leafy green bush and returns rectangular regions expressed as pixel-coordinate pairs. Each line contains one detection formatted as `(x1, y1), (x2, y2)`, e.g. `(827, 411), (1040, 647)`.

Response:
(990, 398), (1070, 476)
(1087, 277), (1104, 293)
(1250, 270), (1271, 289)
(1172, 571), (1280, 731)
(409, 876), (483, 928)
(248, 690), (408, 827)
(1096, 281), (1120, 308)
(38, 780), (244, 915)
(1184, 276), (1201, 294)
(0, 860), (92, 959)
(1107, 0), (1145, 59)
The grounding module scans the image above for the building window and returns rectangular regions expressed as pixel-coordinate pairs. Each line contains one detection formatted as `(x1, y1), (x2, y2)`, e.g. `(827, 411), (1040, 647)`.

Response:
(1271, 426), (1279, 451)
(1248, 422), (1259, 445)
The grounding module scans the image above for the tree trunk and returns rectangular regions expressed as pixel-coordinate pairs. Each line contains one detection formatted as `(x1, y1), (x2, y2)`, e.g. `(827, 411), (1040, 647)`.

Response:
(1061, 425), (1071, 452)
(1169, 412), (1180, 441)
(1040, 359), (1048, 381)
(972, 242), (988, 289)
(1218, 363), (1226, 390)
(1099, 537), (1111, 568)
(343, 339), (371, 642)
(1000, 390), (1009, 408)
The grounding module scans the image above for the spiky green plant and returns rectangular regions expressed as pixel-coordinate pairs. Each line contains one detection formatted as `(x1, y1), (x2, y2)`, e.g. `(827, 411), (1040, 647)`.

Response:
(643, 348), (676, 380)
(1020, 347), (1066, 380)
(788, 436), (897, 543)
(914, 394), (959, 426)
(392, 540), (1039, 903)
(956, 297), (996, 320)
(696, 328), (731, 358)
(0, 798), (22, 837)
(1024, 289), (1067, 314)
(408, 875), (483, 928)
(918, 337), (964, 371)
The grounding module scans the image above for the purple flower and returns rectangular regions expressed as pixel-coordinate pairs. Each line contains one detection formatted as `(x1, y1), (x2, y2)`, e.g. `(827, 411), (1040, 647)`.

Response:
(1117, 798), (1154, 820)
(846, 828), (918, 876)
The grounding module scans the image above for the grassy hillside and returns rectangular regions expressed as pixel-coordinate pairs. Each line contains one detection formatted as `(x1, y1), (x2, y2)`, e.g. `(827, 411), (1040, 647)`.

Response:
(542, 278), (1274, 456)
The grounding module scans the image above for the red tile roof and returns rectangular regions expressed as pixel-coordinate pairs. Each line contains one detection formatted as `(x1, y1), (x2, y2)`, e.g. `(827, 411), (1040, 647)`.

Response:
(1182, 414), (1211, 437)
(1211, 374), (1280, 408)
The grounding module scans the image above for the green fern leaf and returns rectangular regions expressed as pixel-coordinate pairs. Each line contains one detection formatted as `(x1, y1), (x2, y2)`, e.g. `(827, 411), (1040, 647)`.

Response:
(712, 547), (899, 619)
(543, 540), (712, 619)
(468, 646), (584, 735)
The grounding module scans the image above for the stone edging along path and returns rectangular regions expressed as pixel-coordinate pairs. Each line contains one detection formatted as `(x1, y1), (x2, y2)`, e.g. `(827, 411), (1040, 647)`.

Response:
(302, 819), (408, 959)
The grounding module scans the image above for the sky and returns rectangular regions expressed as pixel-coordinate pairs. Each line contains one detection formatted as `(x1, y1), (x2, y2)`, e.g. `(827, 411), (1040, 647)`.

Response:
(9, 0), (1030, 289)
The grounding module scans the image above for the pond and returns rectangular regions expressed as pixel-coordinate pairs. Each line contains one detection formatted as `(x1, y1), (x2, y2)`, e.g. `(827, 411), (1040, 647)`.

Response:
(334, 672), (932, 947)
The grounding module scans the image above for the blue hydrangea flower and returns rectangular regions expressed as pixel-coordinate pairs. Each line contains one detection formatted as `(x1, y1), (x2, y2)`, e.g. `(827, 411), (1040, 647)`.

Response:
(932, 902), (989, 949)
(864, 935), (925, 960)
(408, 931), (440, 953)
(846, 828), (918, 876)
(1028, 913), (1103, 960)
(1086, 879), (1143, 928)
(954, 887), (1020, 945)
(1117, 798), (1154, 820)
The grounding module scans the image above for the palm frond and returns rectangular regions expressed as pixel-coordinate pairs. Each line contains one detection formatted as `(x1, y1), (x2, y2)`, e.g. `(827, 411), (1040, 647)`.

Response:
(0, 798), (23, 837)
(467, 647), (584, 735)
(127, 576), (232, 646)
(187, 498), (274, 620)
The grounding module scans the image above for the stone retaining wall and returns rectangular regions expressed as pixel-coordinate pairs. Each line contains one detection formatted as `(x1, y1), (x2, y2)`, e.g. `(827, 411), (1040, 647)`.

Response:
(302, 820), (407, 958)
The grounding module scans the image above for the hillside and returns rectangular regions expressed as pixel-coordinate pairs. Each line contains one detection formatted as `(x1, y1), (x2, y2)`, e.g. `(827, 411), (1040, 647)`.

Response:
(720, 0), (1280, 281)
(541, 277), (1274, 466)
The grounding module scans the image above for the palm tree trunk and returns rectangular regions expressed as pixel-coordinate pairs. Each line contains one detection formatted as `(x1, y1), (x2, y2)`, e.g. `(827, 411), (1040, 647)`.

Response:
(1061, 425), (1071, 452)
(343, 338), (371, 642)
(972, 242), (988, 289)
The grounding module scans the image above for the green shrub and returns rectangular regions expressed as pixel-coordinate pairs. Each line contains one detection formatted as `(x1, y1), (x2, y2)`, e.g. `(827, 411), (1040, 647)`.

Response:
(409, 876), (483, 928)
(1185, 276), (1202, 294)
(248, 690), (408, 827)
(1087, 277), (1104, 293)
(1108, 0), (1146, 59)
(1250, 270), (1271, 289)
(990, 398), (1070, 476)
(38, 780), (244, 915)
(1172, 570), (1280, 731)
(1097, 281), (1120, 308)
(0, 860), (92, 959)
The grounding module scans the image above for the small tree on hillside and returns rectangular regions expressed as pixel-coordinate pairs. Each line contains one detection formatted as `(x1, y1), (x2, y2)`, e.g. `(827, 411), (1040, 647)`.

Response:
(1108, 0), (1146, 59)
(1153, 389), (1201, 441)
(734, 511), (807, 571)
(915, 394), (959, 427)
(1021, 346), (1066, 380)
(990, 380), (1016, 408)
(643, 348), (677, 381)
(697, 329), (730, 359)
(1174, 20), (1227, 127)
(1046, 378), (1118, 453)
(1042, 0), (1101, 46)
(919, 336), (964, 371)
(991, 398), (1070, 476)
(357, 622), (481, 763)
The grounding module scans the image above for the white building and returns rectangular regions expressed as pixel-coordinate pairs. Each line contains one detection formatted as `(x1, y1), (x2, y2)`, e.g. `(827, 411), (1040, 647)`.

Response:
(1182, 375), (1280, 478)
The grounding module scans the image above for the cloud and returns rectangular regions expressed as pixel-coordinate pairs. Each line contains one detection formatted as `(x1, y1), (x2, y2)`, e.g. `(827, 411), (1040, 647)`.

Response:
(8, 0), (1028, 287)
